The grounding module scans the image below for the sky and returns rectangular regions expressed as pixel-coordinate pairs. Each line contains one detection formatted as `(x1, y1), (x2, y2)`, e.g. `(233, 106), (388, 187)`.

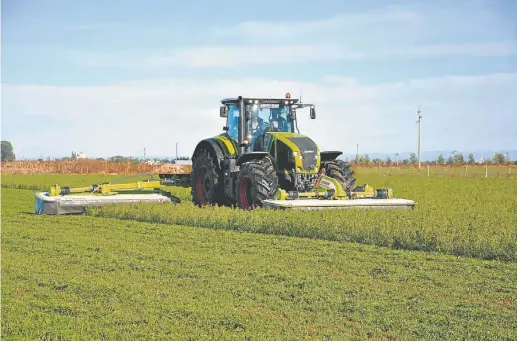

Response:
(1, 0), (517, 159)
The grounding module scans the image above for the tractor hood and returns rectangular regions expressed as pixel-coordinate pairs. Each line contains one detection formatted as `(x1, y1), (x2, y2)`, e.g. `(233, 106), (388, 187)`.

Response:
(267, 132), (320, 172)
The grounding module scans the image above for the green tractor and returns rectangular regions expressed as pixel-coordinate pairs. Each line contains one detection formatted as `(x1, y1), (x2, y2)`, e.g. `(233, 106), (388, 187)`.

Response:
(190, 93), (415, 210)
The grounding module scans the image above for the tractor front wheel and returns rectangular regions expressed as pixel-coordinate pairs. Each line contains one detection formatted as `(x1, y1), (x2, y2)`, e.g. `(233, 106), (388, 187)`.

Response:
(236, 157), (278, 210)
(191, 149), (220, 206)
(323, 159), (356, 198)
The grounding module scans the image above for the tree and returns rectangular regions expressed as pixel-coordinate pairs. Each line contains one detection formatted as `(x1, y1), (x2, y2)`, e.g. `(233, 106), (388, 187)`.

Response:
(467, 153), (476, 165)
(402, 159), (409, 166)
(453, 153), (465, 165)
(492, 152), (507, 165)
(359, 154), (371, 166)
(385, 156), (392, 166)
(447, 156), (454, 165)
(1, 141), (15, 162)
(409, 153), (417, 165)
(437, 154), (446, 165)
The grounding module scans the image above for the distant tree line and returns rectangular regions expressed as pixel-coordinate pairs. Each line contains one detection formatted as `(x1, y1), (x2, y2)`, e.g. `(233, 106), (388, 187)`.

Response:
(351, 152), (515, 166)
(51, 155), (192, 163)
(2, 140), (515, 166)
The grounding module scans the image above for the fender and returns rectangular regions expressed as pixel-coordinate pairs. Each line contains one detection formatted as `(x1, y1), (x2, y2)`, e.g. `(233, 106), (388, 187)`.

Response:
(192, 139), (225, 169)
(320, 151), (343, 162)
(236, 152), (271, 166)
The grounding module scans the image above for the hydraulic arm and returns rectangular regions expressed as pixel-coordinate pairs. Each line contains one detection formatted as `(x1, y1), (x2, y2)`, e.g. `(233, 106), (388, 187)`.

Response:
(48, 180), (166, 196)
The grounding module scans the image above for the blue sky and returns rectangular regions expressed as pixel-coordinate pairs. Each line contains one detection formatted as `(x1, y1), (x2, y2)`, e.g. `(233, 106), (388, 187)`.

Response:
(2, 0), (517, 159)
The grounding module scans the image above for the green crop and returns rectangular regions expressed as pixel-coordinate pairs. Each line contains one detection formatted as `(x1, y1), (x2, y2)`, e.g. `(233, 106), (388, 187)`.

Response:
(2, 187), (517, 340)
(2, 173), (516, 261)
(88, 175), (517, 262)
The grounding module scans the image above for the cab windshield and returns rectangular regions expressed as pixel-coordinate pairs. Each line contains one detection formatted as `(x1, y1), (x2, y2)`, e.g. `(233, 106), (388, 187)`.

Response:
(248, 104), (293, 140)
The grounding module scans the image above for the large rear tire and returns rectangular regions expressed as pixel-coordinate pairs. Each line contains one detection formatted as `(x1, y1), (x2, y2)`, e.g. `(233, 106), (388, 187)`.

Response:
(191, 149), (222, 206)
(323, 159), (356, 198)
(236, 157), (278, 210)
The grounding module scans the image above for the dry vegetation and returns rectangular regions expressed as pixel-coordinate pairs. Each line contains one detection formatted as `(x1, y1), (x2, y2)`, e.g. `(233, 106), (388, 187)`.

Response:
(1, 160), (156, 175)
(1, 160), (513, 177)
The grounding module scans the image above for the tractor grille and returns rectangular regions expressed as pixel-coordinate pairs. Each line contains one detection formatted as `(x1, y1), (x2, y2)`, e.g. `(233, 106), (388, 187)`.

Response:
(286, 137), (318, 171)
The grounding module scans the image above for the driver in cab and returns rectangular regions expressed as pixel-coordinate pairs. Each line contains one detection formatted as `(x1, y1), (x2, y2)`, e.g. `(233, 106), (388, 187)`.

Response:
(250, 110), (265, 140)
(271, 108), (288, 132)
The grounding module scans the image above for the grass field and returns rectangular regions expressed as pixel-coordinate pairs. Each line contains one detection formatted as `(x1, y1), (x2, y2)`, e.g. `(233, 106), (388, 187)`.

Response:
(2, 173), (517, 340)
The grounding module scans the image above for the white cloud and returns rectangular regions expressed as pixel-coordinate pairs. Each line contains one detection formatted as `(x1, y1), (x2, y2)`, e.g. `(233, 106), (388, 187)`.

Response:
(209, 10), (424, 43)
(3, 73), (517, 158)
(145, 42), (517, 68)
(66, 1), (517, 69)
(70, 40), (517, 69)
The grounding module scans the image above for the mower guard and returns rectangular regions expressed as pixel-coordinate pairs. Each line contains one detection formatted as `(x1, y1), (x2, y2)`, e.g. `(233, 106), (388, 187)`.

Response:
(35, 191), (178, 215)
(261, 198), (416, 210)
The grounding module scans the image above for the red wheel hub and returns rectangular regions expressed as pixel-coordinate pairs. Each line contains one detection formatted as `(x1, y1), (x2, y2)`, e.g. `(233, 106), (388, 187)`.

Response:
(239, 175), (252, 209)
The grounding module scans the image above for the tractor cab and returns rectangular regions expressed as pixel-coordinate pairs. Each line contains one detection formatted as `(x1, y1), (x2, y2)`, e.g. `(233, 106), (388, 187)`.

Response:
(220, 93), (316, 154)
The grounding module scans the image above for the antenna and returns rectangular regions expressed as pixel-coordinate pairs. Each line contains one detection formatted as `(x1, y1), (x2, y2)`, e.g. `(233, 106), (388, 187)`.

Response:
(300, 88), (303, 103)
(417, 105), (422, 169)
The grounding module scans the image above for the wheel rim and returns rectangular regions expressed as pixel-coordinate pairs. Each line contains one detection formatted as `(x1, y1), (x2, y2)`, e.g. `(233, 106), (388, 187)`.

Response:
(239, 175), (253, 209)
(195, 166), (209, 204)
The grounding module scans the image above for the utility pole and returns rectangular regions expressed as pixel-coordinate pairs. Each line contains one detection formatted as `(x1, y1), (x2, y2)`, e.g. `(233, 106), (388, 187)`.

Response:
(356, 144), (359, 164)
(417, 106), (422, 169)
(176, 142), (178, 160)
(144, 148), (146, 160)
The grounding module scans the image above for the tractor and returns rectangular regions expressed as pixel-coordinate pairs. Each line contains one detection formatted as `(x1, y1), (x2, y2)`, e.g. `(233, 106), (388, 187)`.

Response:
(190, 93), (415, 210)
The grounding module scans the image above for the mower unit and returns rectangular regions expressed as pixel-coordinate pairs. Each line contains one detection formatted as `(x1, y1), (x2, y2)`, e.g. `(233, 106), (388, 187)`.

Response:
(35, 178), (181, 215)
(190, 93), (416, 210)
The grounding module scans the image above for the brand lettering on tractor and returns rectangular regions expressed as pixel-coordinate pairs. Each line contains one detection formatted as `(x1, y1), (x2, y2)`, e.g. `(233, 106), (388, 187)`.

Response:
(320, 179), (336, 189)
(260, 103), (280, 108)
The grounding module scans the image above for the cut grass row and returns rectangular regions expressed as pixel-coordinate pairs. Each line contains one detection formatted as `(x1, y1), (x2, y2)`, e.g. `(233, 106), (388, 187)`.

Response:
(94, 175), (516, 262)
(2, 188), (517, 340)
(3, 173), (516, 261)
(89, 198), (516, 262)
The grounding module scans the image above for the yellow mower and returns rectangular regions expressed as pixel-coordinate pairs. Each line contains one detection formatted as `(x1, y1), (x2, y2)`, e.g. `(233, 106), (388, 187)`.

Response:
(35, 175), (181, 215)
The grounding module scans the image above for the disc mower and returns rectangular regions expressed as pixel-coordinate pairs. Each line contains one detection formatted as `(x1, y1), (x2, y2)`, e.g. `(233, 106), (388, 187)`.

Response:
(34, 175), (181, 215)
(190, 93), (416, 210)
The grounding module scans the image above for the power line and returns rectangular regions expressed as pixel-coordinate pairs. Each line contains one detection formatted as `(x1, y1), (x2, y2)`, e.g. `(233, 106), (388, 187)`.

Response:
(417, 106), (422, 169)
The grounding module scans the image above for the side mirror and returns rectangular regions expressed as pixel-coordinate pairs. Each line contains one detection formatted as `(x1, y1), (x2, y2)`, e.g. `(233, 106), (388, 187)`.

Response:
(245, 110), (252, 121)
(289, 110), (297, 121)
(220, 106), (227, 118)
(310, 107), (316, 119)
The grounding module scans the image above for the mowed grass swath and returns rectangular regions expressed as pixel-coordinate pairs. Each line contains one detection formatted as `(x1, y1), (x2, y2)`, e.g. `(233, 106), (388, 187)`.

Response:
(3, 172), (517, 261)
(2, 188), (517, 340)
(88, 174), (517, 262)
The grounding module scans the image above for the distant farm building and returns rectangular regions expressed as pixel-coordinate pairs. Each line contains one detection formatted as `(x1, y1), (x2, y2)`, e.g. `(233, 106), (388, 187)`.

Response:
(72, 151), (87, 160)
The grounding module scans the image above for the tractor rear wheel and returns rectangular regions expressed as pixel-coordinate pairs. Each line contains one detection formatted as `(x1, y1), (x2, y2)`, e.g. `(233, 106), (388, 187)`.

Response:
(191, 149), (223, 206)
(236, 157), (278, 210)
(323, 159), (356, 198)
